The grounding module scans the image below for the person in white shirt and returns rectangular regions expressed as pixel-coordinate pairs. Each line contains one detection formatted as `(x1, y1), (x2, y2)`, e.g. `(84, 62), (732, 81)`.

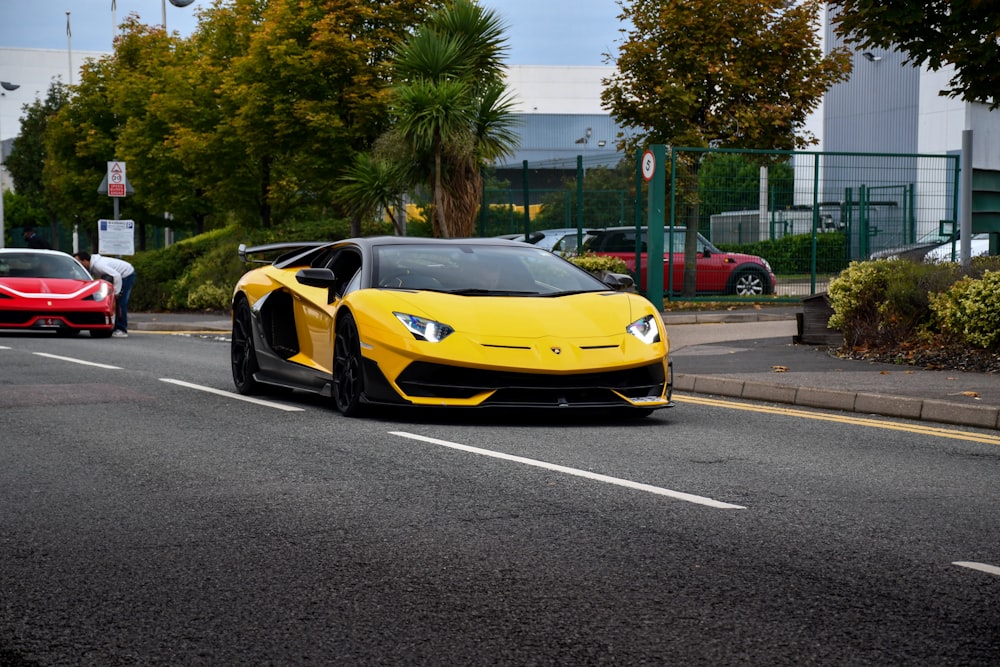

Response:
(74, 251), (136, 338)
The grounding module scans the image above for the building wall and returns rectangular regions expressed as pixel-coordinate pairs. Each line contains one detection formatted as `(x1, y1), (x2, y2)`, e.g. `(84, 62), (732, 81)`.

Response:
(821, 16), (920, 155)
(503, 65), (613, 115)
(499, 113), (627, 168)
(0, 47), (107, 141)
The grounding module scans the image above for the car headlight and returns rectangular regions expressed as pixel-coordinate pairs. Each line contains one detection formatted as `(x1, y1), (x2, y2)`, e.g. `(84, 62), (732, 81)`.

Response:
(394, 312), (455, 343)
(626, 314), (661, 344)
(84, 281), (112, 301)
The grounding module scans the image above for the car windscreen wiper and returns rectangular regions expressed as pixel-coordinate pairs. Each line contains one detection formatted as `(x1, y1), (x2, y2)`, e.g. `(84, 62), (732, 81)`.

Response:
(447, 288), (538, 296)
(541, 289), (606, 297)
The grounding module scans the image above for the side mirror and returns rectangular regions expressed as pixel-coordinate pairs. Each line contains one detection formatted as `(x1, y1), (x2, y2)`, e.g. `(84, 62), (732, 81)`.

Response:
(295, 267), (336, 287)
(295, 267), (338, 303)
(600, 271), (635, 291)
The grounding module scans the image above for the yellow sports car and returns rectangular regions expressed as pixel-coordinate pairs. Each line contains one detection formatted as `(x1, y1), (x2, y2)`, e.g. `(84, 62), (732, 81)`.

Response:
(231, 237), (672, 417)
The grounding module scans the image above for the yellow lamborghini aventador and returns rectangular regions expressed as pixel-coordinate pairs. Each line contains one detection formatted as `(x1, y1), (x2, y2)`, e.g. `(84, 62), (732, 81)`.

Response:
(231, 236), (672, 417)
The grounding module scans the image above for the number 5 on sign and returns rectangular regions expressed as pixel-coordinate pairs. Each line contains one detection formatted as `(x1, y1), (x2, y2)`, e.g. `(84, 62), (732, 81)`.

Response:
(641, 150), (655, 182)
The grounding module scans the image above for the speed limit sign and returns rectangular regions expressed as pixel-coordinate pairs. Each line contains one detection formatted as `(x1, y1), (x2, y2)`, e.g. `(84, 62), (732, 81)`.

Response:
(641, 149), (655, 182)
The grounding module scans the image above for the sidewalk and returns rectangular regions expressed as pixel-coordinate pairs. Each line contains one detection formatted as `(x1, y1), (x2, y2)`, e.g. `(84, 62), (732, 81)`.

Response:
(663, 308), (1000, 431)
(131, 309), (1000, 431)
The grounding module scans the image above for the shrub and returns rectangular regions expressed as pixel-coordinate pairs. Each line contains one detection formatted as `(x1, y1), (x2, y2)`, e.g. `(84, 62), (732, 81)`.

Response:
(928, 270), (1000, 350)
(827, 259), (958, 348)
(128, 218), (385, 312)
(569, 253), (629, 274)
(186, 281), (232, 311)
(716, 231), (848, 275)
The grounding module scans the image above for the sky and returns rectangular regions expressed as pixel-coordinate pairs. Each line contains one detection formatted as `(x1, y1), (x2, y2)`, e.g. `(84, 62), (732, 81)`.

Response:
(0, 0), (625, 66)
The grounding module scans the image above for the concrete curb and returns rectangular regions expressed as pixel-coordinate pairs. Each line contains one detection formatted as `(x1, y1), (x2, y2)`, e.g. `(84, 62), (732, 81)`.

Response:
(675, 373), (1000, 431)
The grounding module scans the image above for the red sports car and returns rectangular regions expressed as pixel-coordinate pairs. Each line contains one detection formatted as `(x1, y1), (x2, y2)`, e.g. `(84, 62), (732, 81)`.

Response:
(0, 249), (117, 337)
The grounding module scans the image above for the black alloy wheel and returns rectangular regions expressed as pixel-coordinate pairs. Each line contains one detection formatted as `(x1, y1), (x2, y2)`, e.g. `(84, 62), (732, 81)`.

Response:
(333, 312), (365, 417)
(231, 297), (261, 395)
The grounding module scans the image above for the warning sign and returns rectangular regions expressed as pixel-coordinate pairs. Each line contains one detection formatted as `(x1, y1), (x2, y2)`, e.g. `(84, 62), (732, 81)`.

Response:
(107, 161), (127, 198)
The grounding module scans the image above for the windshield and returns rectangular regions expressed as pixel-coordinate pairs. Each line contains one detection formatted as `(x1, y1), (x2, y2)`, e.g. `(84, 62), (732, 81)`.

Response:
(374, 244), (611, 295)
(0, 252), (93, 280)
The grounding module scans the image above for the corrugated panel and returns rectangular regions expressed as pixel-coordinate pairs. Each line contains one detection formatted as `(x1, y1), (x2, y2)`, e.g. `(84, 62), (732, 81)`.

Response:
(497, 113), (628, 168)
(823, 10), (919, 154)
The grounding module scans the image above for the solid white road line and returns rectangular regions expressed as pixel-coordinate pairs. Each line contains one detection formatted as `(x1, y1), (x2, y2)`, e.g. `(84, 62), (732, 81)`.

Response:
(390, 431), (746, 509)
(33, 352), (122, 369)
(953, 561), (1000, 577)
(159, 378), (305, 412)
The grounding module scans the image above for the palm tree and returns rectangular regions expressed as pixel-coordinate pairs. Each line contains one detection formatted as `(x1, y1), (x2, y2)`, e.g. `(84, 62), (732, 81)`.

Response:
(336, 152), (413, 235)
(387, 0), (520, 238)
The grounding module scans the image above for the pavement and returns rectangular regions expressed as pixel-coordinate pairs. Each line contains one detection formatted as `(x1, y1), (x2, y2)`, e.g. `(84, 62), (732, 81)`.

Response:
(130, 306), (1000, 431)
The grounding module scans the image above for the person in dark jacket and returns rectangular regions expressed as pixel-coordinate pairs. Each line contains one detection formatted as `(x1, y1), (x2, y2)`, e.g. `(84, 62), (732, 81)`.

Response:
(22, 227), (51, 249)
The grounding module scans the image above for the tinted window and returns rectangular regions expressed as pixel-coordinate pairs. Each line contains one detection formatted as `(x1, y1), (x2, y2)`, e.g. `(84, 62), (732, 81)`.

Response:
(373, 244), (608, 295)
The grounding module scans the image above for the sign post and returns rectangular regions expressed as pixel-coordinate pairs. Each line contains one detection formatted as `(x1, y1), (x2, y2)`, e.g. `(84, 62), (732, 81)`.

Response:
(107, 160), (126, 220)
(644, 146), (666, 308)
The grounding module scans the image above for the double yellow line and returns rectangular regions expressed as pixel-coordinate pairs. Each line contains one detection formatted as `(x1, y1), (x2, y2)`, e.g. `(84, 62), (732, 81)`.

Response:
(674, 394), (1000, 446)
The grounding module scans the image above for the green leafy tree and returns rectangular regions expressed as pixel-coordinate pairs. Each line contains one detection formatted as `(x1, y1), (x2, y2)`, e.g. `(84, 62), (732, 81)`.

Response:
(830, 0), (999, 109)
(602, 0), (851, 295)
(164, 1), (262, 232)
(210, 0), (441, 229)
(43, 55), (127, 250)
(5, 81), (69, 244)
(112, 17), (199, 244)
(42, 17), (190, 250)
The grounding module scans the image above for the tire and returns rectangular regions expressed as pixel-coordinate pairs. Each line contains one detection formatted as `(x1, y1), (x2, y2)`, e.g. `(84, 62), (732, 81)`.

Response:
(231, 297), (262, 395)
(89, 329), (112, 338)
(333, 312), (365, 417)
(730, 268), (769, 296)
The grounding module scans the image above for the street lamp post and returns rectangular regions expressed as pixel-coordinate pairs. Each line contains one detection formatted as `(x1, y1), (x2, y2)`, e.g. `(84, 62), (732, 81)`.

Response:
(0, 80), (21, 250)
(163, 0), (197, 30)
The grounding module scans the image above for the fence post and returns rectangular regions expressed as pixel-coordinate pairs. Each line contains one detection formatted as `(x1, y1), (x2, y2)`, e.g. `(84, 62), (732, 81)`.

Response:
(645, 145), (666, 307)
(521, 160), (530, 240)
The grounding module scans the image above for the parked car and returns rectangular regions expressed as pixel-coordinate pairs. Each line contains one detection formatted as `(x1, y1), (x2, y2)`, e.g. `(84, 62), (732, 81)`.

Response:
(873, 233), (991, 262)
(548, 228), (599, 255)
(231, 237), (672, 417)
(501, 228), (591, 255)
(0, 248), (117, 337)
(870, 231), (957, 261)
(923, 234), (990, 263)
(581, 226), (776, 296)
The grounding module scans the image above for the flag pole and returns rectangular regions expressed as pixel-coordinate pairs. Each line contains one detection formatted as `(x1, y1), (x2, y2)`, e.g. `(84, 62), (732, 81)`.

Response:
(66, 12), (73, 86)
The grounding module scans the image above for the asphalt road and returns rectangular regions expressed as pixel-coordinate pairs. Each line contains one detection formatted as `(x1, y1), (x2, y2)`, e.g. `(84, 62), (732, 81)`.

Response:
(1, 330), (998, 666)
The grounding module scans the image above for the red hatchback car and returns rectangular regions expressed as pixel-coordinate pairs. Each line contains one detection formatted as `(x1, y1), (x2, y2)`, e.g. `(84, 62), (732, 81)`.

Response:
(582, 226), (776, 296)
(0, 249), (117, 337)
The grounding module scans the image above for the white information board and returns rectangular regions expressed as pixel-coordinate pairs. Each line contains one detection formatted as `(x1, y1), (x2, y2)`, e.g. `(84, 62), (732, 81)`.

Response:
(97, 219), (136, 256)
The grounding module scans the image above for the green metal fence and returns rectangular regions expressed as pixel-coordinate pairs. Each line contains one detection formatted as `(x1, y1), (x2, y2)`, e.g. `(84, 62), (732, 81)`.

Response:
(486, 148), (960, 303)
(8, 223), (192, 254)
